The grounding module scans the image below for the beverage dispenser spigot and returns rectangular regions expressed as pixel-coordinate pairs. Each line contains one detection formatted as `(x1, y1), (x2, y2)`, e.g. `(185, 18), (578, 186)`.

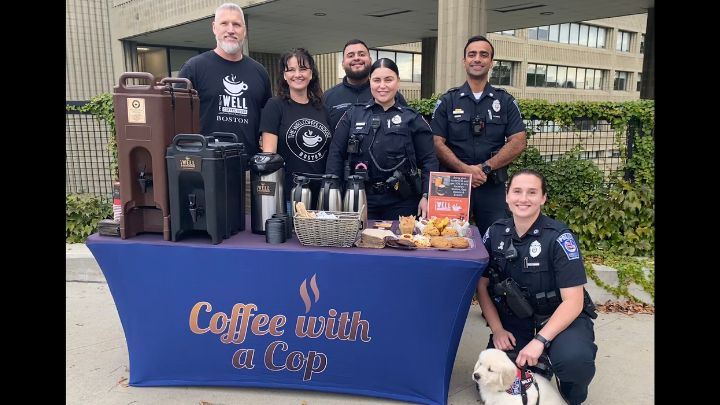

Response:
(188, 193), (203, 223)
(137, 165), (153, 193)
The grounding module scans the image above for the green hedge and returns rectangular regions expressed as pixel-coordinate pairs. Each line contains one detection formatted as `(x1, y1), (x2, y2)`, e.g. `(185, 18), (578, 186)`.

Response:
(66, 193), (112, 243)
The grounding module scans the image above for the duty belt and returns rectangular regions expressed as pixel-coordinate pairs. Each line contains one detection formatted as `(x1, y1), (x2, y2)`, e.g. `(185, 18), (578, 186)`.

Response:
(367, 181), (389, 194)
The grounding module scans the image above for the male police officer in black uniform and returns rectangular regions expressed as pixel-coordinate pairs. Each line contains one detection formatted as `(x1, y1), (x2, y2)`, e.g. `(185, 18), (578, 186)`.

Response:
(324, 39), (407, 131)
(431, 35), (527, 235)
(478, 169), (597, 405)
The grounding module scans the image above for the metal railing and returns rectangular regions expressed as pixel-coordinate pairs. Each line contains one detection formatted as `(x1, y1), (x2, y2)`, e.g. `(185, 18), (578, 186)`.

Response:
(65, 106), (114, 202)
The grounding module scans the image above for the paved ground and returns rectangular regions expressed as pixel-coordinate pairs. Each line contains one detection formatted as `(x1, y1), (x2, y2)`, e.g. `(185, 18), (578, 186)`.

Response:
(66, 244), (654, 405)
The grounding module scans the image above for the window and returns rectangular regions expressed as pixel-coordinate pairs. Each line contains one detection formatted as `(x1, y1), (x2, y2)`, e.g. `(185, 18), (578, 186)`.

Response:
(492, 30), (516, 36)
(556, 66), (567, 89)
(579, 25), (589, 46)
(614, 71), (629, 90)
(490, 61), (513, 86)
(169, 48), (201, 77)
(597, 27), (607, 48)
(575, 68), (585, 90)
(413, 54), (422, 82)
(528, 27), (538, 40)
(395, 52), (413, 81)
(537, 26), (550, 41)
(588, 26), (598, 48)
(336, 52), (344, 79)
(559, 23), (570, 43)
(549, 25), (560, 42)
(640, 34), (645, 53)
(636, 73), (642, 92)
(545, 65), (557, 87)
(526, 63), (537, 87)
(136, 45), (204, 79)
(594, 70), (604, 90)
(565, 67), (576, 88)
(569, 23), (580, 44)
(616, 31), (631, 52)
(535, 65), (546, 87)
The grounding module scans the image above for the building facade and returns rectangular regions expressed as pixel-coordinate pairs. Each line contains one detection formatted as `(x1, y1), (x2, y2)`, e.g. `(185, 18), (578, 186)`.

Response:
(66, 0), (649, 103)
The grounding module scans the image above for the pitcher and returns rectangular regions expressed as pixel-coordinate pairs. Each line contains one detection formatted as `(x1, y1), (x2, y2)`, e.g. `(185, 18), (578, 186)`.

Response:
(343, 175), (367, 229)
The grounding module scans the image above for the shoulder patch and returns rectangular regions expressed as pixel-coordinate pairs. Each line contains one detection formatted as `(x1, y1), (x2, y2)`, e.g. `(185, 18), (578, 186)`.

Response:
(431, 99), (443, 119)
(556, 232), (580, 260)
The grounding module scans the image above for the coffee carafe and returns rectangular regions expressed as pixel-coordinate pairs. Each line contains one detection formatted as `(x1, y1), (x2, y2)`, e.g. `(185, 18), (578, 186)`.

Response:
(290, 175), (313, 216)
(316, 174), (342, 211)
(250, 153), (285, 234)
(343, 175), (367, 228)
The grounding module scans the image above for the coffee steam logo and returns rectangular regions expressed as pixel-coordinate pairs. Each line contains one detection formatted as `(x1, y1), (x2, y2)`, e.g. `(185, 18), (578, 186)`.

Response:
(299, 274), (320, 313)
(223, 74), (248, 96)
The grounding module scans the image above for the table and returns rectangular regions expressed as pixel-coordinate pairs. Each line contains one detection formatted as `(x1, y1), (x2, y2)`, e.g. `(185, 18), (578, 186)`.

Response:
(86, 226), (488, 405)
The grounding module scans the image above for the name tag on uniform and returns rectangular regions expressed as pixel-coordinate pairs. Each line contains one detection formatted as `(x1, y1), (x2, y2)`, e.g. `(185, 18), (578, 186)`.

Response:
(524, 257), (540, 268)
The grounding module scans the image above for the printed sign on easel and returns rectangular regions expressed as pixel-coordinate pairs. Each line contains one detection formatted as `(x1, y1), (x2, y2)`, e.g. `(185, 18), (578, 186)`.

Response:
(427, 171), (471, 220)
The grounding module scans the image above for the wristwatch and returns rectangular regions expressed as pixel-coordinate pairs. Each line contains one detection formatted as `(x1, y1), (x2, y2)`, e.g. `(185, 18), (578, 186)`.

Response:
(534, 333), (551, 348)
(482, 162), (492, 175)
(421, 192), (428, 199)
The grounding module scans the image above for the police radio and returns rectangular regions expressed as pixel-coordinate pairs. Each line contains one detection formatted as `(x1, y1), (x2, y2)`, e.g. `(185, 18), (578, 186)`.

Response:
(370, 115), (381, 132)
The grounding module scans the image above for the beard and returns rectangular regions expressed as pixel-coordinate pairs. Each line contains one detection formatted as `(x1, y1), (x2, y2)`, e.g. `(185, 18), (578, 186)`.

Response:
(218, 38), (243, 55)
(345, 65), (370, 81)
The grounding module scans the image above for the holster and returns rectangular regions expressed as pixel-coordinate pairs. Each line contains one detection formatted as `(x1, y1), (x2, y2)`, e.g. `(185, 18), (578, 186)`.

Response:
(490, 166), (508, 184)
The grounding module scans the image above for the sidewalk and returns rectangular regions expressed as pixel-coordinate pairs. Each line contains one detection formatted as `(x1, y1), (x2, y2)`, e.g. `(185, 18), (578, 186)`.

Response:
(66, 244), (654, 405)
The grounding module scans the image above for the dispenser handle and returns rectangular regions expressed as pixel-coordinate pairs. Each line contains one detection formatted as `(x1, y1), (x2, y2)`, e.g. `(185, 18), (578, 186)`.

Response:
(208, 132), (239, 143)
(322, 181), (330, 211)
(159, 77), (194, 90)
(172, 133), (207, 151)
(353, 180), (360, 212)
(117, 72), (156, 90)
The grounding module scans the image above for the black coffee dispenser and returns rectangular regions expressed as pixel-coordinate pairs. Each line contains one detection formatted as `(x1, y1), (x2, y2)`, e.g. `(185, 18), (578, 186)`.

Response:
(166, 134), (242, 244)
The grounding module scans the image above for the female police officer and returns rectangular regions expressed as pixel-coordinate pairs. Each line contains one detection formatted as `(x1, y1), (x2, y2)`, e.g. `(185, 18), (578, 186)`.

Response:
(477, 169), (597, 405)
(325, 58), (438, 219)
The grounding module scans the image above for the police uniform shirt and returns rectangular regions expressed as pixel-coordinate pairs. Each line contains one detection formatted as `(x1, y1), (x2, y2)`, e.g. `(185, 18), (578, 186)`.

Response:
(481, 215), (587, 295)
(325, 101), (438, 193)
(430, 82), (525, 166)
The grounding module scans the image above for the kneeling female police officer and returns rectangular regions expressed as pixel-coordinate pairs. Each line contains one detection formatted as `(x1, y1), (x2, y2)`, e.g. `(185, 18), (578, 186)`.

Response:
(325, 58), (438, 220)
(478, 169), (597, 405)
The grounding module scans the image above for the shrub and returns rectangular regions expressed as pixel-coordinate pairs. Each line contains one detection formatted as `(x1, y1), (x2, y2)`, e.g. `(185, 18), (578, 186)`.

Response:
(66, 193), (112, 243)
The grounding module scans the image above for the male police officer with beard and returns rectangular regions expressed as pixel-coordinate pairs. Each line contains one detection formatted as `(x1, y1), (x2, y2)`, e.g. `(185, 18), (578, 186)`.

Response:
(431, 35), (527, 235)
(324, 39), (407, 131)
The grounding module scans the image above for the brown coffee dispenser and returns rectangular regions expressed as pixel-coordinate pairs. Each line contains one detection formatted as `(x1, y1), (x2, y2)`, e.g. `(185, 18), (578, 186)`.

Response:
(113, 72), (200, 239)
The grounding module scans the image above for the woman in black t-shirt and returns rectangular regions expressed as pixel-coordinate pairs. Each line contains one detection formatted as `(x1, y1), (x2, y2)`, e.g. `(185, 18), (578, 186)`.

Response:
(259, 48), (331, 210)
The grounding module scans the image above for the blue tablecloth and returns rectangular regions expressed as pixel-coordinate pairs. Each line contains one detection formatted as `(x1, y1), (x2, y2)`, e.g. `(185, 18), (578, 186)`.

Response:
(86, 227), (488, 405)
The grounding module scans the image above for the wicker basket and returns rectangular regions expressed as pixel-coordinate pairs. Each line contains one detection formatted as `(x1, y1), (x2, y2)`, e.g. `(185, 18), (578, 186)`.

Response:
(293, 210), (362, 247)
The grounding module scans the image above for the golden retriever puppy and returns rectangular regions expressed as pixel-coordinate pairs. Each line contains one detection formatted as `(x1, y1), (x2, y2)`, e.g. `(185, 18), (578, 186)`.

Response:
(471, 348), (567, 405)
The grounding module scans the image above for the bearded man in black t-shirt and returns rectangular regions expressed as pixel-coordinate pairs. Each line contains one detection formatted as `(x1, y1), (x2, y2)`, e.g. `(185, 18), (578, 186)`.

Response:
(178, 3), (272, 157)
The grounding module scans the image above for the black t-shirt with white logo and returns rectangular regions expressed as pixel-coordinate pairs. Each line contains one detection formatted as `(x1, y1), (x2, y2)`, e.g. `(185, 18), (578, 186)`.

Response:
(178, 51), (272, 156)
(259, 96), (332, 200)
